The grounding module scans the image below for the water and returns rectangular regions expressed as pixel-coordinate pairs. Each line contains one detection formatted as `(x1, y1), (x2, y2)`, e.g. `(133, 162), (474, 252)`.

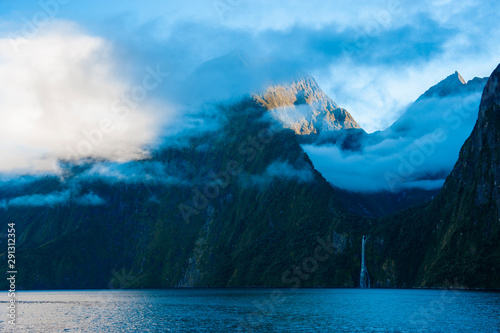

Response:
(2, 289), (500, 332)
(360, 235), (370, 289)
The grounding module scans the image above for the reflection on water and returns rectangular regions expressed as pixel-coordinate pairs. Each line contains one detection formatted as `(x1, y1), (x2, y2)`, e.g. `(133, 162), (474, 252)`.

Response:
(1, 289), (500, 332)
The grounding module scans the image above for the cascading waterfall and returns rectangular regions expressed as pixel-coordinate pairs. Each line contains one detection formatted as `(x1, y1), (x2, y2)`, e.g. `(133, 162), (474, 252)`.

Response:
(360, 235), (370, 288)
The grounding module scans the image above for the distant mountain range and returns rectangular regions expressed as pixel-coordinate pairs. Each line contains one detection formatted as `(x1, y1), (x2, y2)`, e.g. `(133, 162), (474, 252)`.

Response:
(0, 52), (498, 290)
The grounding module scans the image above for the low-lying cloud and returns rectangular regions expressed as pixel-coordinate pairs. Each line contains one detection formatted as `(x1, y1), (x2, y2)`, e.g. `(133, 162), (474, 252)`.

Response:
(77, 161), (186, 185)
(240, 161), (314, 188)
(74, 192), (106, 206)
(304, 89), (484, 192)
(7, 190), (71, 207)
(1, 189), (105, 208)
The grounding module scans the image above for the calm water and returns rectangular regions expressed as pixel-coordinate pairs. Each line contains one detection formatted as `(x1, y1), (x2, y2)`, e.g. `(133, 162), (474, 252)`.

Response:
(2, 289), (500, 332)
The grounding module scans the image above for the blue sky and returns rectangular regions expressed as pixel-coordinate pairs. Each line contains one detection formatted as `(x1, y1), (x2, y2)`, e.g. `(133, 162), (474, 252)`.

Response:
(0, 0), (499, 174)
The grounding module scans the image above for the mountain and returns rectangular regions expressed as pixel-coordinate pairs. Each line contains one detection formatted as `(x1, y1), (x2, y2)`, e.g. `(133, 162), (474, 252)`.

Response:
(379, 71), (488, 138)
(417, 71), (487, 101)
(0, 50), (369, 289)
(417, 64), (500, 287)
(0, 52), (498, 290)
(252, 75), (361, 135)
(304, 71), (488, 218)
(192, 49), (250, 76)
(377, 64), (500, 288)
(188, 50), (362, 141)
(0, 97), (371, 289)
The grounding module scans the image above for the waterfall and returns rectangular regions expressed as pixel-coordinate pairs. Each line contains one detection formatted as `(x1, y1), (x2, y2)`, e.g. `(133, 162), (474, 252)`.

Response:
(360, 235), (370, 288)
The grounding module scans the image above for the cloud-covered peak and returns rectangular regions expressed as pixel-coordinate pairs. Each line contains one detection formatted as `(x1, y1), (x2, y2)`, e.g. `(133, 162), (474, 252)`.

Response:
(253, 75), (361, 135)
(414, 71), (489, 103)
(304, 69), (489, 192)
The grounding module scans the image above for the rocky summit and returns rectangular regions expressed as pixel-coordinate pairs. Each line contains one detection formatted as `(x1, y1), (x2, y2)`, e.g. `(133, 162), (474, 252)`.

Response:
(253, 75), (360, 135)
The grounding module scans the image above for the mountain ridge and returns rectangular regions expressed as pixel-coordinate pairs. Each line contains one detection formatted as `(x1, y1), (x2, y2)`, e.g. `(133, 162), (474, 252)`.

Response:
(190, 50), (362, 137)
(252, 75), (361, 135)
(378, 63), (500, 288)
(0, 59), (498, 290)
(418, 71), (488, 101)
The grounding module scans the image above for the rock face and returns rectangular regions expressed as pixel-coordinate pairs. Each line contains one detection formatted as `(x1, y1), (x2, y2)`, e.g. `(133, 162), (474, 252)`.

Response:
(443, 64), (500, 219)
(418, 64), (500, 287)
(252, 75), (361, 135)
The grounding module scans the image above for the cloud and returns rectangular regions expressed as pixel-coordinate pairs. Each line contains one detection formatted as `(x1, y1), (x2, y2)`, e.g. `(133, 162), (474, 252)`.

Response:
(303, 89), (484, 192)
(4, 1), (496, 137)
(1, 0), (499, 191)
(117, 8), (498, 134)
(7, 190), (71, 207)
(0, 174), (50, 189)
(74, 192), (106, 206)
(3, 189), (106, 208)
(147, 2), (500, 133)
(0, 21), (173, 174)
(240, 161), (314, 188)
(0, 0), (415, 35)
(77, 161), (186, 185)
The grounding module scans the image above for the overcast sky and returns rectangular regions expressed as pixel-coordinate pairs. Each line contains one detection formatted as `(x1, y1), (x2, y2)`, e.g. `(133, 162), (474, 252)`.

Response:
(0, 0), (499, 174)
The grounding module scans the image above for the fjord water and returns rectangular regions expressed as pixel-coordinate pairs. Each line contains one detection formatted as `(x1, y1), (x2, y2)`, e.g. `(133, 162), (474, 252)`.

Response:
(3, 289), (500, 332)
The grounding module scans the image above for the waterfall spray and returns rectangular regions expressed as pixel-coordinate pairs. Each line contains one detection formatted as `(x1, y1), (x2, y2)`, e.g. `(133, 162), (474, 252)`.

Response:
(360, 235), (370, 288)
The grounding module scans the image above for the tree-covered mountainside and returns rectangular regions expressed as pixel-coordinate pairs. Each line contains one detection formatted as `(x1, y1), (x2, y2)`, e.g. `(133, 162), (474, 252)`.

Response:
(0, 99), (378, 289)
(1, 64), (498, 290)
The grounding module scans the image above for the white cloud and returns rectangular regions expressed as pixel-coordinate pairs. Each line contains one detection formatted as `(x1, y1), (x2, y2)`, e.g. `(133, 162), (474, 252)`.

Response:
(303, 90), (484, 192)
(8, 190), (71, 207)
(0, 22), (172, 174)
(74, 192), (106, 206)
(3, 189), (106, 208)
(78, 161), (185, 185)
(240, 161), (314, 188)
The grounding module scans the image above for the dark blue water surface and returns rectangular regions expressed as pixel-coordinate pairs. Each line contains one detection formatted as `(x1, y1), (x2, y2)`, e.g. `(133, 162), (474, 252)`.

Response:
(2, 289), (500, 332)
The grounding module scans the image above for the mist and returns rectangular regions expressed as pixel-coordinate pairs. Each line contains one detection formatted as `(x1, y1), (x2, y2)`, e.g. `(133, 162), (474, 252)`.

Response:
(239, 161), (314, 189)
(1, 189), (106, 208)
(304, 89), (484, 192)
